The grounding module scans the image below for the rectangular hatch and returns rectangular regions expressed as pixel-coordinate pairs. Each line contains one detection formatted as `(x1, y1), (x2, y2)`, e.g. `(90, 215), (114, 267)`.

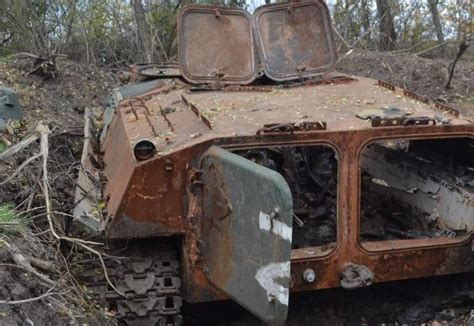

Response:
(253, 0), (338, 81)
(200, 146), (293, 325)
(178, 5), (258, 85)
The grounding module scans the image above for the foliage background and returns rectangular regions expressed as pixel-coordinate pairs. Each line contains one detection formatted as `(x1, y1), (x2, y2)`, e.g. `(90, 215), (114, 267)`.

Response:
(0, 0), (472, 66)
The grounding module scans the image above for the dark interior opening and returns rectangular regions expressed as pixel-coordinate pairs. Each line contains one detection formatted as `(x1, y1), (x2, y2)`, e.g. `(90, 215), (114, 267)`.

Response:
(234, 144), (338, 249)
(360, 137), (473, 243)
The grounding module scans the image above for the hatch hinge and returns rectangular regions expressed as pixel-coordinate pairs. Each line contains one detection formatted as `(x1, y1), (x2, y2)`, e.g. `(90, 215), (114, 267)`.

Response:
(256, 121), (327, 135)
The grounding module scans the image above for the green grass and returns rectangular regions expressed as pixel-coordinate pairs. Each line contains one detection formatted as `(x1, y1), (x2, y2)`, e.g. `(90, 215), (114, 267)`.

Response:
(0, 204), (25, 234)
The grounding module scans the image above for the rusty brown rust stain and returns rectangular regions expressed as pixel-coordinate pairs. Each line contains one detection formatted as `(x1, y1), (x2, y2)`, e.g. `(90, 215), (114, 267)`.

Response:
(199, 148), (234, 288)
(178, 5), (257, 85)
(253, 0), (337, 81)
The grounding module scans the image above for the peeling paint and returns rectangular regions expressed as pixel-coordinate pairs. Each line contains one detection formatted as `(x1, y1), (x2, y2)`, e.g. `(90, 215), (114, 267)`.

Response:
(255, 261), (291, 306)
(259, 211), (292, 242)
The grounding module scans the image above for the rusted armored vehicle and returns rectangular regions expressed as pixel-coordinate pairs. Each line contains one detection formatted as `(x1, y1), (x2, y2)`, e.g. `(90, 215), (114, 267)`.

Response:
(75, 1), (474, 325)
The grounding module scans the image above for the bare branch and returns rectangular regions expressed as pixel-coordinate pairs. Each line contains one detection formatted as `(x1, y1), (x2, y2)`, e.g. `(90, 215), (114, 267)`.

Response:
(0, 285), (62, 305)
(0, 134), (39, 162)
(37, 123), (125, 298)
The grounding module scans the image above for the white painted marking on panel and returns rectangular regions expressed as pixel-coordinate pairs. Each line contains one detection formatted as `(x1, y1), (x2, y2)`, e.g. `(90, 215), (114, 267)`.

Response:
(259, 211), (292, 242)
(255, 262), (290, 306)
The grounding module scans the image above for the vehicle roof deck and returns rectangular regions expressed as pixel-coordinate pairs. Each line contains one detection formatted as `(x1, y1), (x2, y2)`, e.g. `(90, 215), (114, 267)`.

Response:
(117, 74), (472, 154)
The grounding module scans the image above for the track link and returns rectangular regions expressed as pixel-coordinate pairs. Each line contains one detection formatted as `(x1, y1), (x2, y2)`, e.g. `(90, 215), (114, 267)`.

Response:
(84, 242), (182, 325)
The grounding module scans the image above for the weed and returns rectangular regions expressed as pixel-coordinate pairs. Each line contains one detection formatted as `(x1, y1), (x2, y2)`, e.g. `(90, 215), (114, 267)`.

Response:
(0, 204), (25, 234)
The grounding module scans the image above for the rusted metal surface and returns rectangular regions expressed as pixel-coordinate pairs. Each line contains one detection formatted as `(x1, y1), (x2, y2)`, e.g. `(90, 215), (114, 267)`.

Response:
(178, 5), (257, 85)
(99, 73), (472, 254)
(110, 75), (470, 159)
(378, 80), (396, 91)
(177, 1), (338, 85)
(370, 116), (436, 127)
(101, 95), (473, 297)
(378, 79), (462, 119)
(181, 94), (213, 129)
(186, 74), (355, 93)
(434, 101), (460, 117)
(253, 0), (337, 81)
(403, 89), (430, 103)
(256, 121), (327, 134)
(132, 63), (181, 78)
(224, 85), (273, 93)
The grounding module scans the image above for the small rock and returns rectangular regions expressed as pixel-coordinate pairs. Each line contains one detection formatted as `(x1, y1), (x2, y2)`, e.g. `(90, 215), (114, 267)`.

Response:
(10, 282), (28, 299)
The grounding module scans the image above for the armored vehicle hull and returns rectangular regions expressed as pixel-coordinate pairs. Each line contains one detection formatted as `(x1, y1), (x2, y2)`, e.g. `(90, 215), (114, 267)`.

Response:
(75, 2), (474, 325)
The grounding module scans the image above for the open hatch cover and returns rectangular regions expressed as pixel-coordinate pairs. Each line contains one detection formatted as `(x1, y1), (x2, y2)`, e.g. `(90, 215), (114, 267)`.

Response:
(253, 0), (337, 81)
(178, 0), (337, 85)
(178, 5), (258, 85)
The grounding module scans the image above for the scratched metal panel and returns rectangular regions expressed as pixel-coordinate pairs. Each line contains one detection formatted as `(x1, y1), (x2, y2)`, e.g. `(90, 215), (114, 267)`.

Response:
(201, 146), (293, 325)
(178, 5), (258, 85)
(253, 0), (338, 82)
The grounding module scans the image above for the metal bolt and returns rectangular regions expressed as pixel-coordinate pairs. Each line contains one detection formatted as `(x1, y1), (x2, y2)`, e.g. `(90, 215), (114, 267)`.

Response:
(267, 293), (276, 303)
(303, 268), (316, 283)
(270, 206), (281, 219)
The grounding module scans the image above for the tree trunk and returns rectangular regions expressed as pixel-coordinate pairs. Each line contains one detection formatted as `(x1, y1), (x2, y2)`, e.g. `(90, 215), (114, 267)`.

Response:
(360, 0), (371, 44)
(428, 0), (444, 43)
(376, 0), (397, 51)
(132, 0), (153, 62)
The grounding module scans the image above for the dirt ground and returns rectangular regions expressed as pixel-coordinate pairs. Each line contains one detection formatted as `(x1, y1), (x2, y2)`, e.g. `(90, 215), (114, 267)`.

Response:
(0, 51), (472, 325)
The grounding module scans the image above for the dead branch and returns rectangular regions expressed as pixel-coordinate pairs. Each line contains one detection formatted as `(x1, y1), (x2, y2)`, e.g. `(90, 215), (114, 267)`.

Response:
(6, 52), (41, 60)
(0, 153), (42, 185)
(6, 52), (68, 61)
(0, 239), (54, 286)
(37, 123), (125, 298)
(0, 134), (39, 161)
(334, 29), (352, 50)
(445, 39), (470, 89)
(350, 30), (372, 49)
(414, 40), (460, 56)
(389, 40), (426, 54)
(28, 257), (56, 273)
(0, 285), (61, 305)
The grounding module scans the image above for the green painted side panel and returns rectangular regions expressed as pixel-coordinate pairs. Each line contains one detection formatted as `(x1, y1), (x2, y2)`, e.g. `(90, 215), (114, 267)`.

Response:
(201, 146), (293, 325)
